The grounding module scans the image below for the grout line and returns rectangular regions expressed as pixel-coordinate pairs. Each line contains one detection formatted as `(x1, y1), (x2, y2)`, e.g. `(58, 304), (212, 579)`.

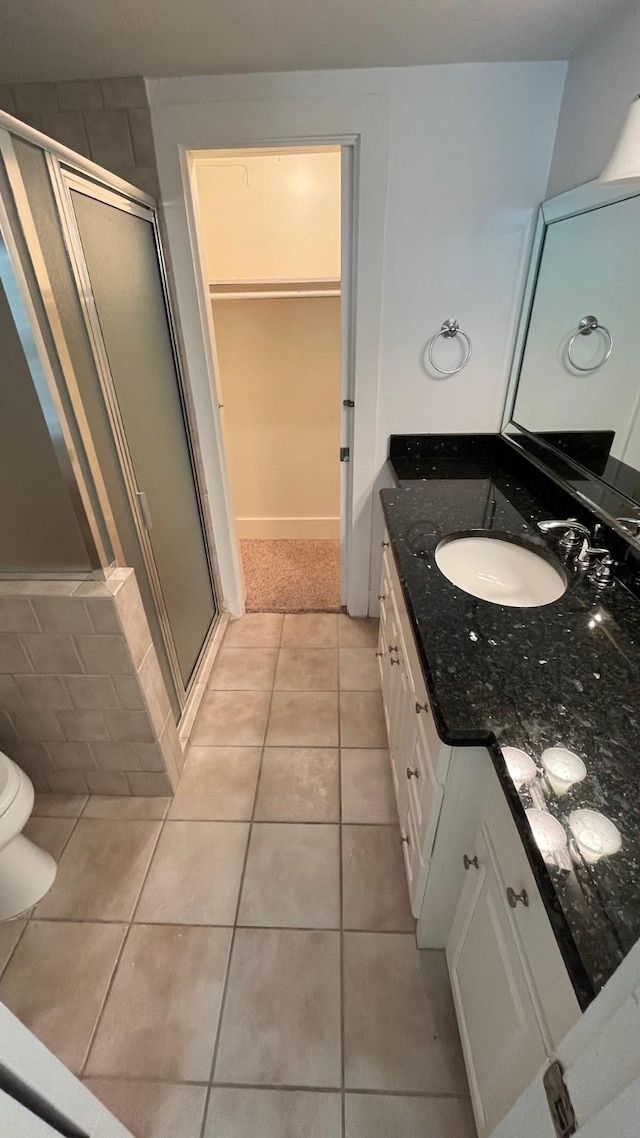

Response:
(76, 1070), (470, 1100)
(197, 616), (284, 1138)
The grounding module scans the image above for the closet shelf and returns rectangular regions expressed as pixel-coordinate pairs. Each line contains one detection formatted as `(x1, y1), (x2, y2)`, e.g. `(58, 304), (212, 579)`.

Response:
(209, 279), (341, 300)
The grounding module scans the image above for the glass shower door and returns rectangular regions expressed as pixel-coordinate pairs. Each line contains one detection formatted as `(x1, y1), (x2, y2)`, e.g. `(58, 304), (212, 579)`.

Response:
(68, 182), (217, 688)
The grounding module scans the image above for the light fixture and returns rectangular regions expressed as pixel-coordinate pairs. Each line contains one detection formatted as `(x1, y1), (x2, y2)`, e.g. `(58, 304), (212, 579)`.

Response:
(526, 808), (567, 855)
(569, 809), (622, 864)
(541, 748), (587, 796)
(502, 747), (537, 790)
(599, 94), (640, 185)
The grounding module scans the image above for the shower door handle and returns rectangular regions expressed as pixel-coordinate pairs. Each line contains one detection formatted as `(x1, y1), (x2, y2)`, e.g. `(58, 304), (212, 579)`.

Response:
(136, 490), (153, 531)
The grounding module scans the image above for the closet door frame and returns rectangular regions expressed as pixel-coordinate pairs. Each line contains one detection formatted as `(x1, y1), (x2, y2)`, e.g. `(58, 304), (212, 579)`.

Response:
(46, 158), (220, 708)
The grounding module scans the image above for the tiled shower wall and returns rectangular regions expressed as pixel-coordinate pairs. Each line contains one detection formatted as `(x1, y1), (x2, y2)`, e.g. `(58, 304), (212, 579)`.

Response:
(0, 76), (159, 198)
(0, 570), (183, 795)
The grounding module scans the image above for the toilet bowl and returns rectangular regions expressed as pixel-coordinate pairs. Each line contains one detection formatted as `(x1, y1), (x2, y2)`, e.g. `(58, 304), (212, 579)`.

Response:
(0, 752), (56, 921)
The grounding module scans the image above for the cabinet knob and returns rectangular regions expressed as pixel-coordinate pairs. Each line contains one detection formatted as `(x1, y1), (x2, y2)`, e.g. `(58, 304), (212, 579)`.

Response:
(378, 593), (386, 601)
(463, 854), (479, 870)
(375, 651), (384, 658)
(390, 656), (400, 666)
(406, 767), (420, 780)
(506, 886), (529, 909)
(415, 701), (430, 715)
(400, 833), (410, 846)
(388, 644), (398, 653)
(382, 541), (390, 548)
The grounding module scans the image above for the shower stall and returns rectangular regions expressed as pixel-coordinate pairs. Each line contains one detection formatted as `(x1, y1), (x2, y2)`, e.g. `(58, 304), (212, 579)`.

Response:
(0, 112), (220, 728)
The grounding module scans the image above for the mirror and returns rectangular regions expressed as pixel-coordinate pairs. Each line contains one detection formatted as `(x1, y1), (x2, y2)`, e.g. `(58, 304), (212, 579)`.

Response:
(505, 180), (640, 538)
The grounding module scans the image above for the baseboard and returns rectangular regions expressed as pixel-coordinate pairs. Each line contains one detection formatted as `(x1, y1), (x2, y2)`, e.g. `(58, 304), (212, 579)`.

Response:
(237, 517), (340, 539)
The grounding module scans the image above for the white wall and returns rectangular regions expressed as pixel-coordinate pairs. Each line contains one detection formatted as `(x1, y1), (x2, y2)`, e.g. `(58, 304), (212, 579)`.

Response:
(148, 64), (565, 613)
(547, 0), (640, 196)
(195, 150), (341, 283)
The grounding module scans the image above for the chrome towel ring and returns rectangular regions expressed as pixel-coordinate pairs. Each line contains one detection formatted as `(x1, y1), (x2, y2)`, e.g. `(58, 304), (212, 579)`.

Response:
(567, 315), (613, 373)
(426, 319), (472, 376)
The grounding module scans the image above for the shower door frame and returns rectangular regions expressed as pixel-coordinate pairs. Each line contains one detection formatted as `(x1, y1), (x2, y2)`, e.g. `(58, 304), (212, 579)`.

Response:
(0, 112), (222, 712)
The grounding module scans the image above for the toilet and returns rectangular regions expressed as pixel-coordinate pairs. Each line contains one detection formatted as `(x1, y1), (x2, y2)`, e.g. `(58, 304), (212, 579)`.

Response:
(0, 752), (57, 921)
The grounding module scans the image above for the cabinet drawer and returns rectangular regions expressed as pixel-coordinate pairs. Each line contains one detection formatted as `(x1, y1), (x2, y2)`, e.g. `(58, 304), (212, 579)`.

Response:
(401, 800), (431, 917)
(406, 717), (439, 840)
(483, 783), (581, 1050)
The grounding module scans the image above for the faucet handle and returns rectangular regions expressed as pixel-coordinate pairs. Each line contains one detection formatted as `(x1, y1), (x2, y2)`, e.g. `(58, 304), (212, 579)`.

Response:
(589, 553), (616, 589)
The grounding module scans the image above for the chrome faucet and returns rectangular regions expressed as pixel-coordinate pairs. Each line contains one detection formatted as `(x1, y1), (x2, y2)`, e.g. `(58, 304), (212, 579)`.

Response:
(538, 517), (616, 584)
(537, 518), (593, 553)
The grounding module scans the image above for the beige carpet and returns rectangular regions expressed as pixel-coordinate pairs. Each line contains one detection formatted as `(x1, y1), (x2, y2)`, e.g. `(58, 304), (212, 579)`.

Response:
(241, 539), (341, 612)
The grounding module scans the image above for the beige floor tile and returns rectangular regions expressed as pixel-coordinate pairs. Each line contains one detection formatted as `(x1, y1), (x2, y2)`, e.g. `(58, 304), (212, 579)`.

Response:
(191, 690), (271, 746)
(23, 816), (76, 860)
(238, 824), (340, 929)
(87, 924), (232, 1080)
(266, 691), (338, 747)
(214, 928), (341, 1086)
(254, 748), (339, 822)
(85, 1079), (208, 1138)
(345, 1093), (475, 1138)
(32, 793), (87, 817)
(83, 796), (171, 820)
(168, 746), (260, 820)
(342, 826), (414, 932)
(0, 921), (125, 1073)
(341, 749), (397, 824)
(210, 647), (278, 690)
(205, 1088), (342, 1138)
(0, 920), (26, 975)
(274, 648), (338, 690)
(338, 616), (379, 648)
(339, 691), (388, 748)
(136, 821), (249, 924)
(224, 613), (283, 648)
(281, 613), (338, 647)
(339, 647), (381, 691)
(35, 818), (161, 921)
(343, 935), (468, 1093)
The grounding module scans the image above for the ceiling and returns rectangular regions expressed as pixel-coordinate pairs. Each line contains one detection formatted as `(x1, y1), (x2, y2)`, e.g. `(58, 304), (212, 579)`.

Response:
(0, 0), (627, 83)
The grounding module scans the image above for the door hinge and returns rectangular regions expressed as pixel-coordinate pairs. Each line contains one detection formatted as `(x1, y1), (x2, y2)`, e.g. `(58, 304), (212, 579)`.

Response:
(340, 447), (350, 462)
(543, 1061), (577, 1137)
(343, 398), (355, 408)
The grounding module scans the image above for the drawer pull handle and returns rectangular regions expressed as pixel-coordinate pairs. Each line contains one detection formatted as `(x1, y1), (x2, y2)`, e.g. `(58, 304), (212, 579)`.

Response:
(378, 593), (386, 601)
(507, 886), (529, 909)
(390, 656), (400, 666)
(406, 767), (420, 780)
(415, 701), (430, 715)
(463, 854), (479, 870)
(375, 651), (384, 658)
(400, 834), (410, 846)
(388, 644), (398, 653)
(382, 541), (390, 548)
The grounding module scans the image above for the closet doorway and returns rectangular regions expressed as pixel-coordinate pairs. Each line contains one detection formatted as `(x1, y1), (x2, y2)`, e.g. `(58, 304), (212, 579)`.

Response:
(191, 146), (348, 613)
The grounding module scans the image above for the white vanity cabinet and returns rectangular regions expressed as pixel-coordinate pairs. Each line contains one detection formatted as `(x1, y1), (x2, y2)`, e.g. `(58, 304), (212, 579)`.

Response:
(379, 531), (581, 1137)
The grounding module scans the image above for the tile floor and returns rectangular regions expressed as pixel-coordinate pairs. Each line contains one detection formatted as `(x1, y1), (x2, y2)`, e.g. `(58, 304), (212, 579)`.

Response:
(0, 612), (475, 1138)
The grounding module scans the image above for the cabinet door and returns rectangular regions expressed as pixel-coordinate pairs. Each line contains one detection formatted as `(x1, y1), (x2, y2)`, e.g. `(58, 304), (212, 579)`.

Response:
(447, 826), (547, 1137)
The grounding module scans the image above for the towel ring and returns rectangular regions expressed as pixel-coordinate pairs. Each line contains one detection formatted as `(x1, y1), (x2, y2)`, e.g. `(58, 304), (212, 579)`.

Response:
(567, 315), (613, 373)
(427, 319), (472, 376)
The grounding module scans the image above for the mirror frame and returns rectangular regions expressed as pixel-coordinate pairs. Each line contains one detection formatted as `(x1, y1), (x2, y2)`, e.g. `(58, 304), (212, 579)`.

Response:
(502, 176), (640, 544)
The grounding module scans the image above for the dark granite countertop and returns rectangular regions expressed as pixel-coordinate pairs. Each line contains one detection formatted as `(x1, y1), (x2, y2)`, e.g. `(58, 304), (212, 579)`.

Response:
(382, 434), (640, 1010)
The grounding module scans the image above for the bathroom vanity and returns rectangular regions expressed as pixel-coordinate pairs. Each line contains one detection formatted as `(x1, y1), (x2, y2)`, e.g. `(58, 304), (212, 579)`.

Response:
(379, 431), (640, 1136)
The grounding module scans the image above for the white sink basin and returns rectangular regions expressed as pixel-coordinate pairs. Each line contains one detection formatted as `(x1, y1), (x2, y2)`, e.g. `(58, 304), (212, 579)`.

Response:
(434, 535), (566, 608)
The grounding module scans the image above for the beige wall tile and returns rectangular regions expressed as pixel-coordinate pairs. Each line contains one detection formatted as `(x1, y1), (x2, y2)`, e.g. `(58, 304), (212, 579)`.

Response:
(100, 76), (147, 108)
(138, 646), (170, 734)
(56, 79), (103, 110)
(0, 85), (16, 115)
(30, 597), (93, 634)
(85, 109), (134, 167)
(0, 920), (126, 1074)
(87, 924), (232, 1080)
(0, 711), (19, 749)
(85, 770), (130, 796)
(74, 634), (134, 675)
(84, 796), (170, 820)
(84, 597), (121, 634)
(112, 674), (144, 709)
(12, 82), (59, 117)
(0, 634), (33, 673)
(135, 742), (165, 771)
(113, 573), (152, 667)
(57, 709), (110, 742)
(22, 634), (84, 675)
(136, 821), (249, 925)
(215, 928), (341, 1086)
(0, 675), (23, 707)
(254, 747), (339, 823)
(111, 165), (159, 197)
(103, 710), (155, 744)
(205, 1089), (341, 1138)
(40, 110), (91, 157)
(85, 1079), (207, 1138)
(46, 741), (95, 771)
(0, 598), (39, 633)
(159, 718), (182, 786)
(89, 741), (140, 771)
(46, 771), (89, 794)
(65, 675), (119, 710)
(11, 743), (55, 784)
(128, 107), (155, 166)
(14, 675), (71, 709)
(126, 771), (172, 796)
(36, 818), (160, 921)
(11, 708), (65, 742)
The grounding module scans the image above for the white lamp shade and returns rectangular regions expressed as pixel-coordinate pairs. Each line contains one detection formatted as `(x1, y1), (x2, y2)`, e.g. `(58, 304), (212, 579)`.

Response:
(599, 94), (640, 185)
